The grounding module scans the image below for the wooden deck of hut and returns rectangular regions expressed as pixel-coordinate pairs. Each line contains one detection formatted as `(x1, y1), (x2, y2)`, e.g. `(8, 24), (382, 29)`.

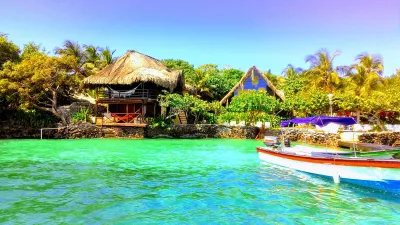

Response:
(83, 50), (184, 127)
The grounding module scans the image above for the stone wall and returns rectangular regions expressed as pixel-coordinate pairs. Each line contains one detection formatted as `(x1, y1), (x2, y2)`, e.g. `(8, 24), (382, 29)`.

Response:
(0, 123), (260, 139)
(359, 132), (400, 147)
(145, 124), (259, 139)
(279, 128), (340, 147)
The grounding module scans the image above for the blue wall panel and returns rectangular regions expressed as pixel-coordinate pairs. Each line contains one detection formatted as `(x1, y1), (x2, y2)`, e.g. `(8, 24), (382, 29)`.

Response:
(234, 70), (267, 95)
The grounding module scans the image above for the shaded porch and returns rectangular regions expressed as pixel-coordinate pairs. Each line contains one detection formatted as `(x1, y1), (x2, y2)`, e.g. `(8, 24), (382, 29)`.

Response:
(95, 99), (161, 127)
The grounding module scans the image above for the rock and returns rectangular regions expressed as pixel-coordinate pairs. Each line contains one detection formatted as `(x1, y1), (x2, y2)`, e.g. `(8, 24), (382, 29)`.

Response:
(278, 128), (340, 148)
(0, 122), (260, 139)
(359, 132), (400, 146)
(62, 121), (100, 139)
(145, 124), (259, 139)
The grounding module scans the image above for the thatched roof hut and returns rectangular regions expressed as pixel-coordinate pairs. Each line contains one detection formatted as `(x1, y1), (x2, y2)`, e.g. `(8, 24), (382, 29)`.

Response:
(220, 66), (285, 105)
(83, 50), (183, 92)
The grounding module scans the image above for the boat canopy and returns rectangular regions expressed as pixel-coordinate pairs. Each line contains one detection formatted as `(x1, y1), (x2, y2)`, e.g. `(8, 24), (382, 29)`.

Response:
(280, 116), (357, 127)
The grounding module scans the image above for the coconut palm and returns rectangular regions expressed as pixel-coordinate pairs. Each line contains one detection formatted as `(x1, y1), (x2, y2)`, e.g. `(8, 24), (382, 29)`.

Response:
(81, 45), (103, 75)
(282, 64), (303, 78)
(101, 47), (116, 65)
(191, 68), (214, 98)
(55, 40), (86, 75)
(338, 53), (386, 123)
(84, 45), (100, 64)
(55, 40), (85, 63)
(304, 49), (340, 92)
(343, 53), (385, 97)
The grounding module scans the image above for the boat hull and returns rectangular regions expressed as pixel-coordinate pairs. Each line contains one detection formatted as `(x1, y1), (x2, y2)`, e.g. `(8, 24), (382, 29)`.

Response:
(257, 147), (400, 193)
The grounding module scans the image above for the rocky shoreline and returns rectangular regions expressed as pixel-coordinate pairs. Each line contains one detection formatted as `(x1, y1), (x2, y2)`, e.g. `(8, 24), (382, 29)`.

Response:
(0, 122), (260, 139)
(279, 128), (340, 147)
(3, 122), (399, 147)
(359, 132), (400, 147)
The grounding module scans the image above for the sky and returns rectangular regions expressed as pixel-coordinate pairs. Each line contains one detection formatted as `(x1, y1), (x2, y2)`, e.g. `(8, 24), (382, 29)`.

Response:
(2, 0), (400, 76)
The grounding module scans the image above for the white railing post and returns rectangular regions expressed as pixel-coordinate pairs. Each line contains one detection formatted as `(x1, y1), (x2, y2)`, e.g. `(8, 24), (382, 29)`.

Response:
(40, 126), (67, 139)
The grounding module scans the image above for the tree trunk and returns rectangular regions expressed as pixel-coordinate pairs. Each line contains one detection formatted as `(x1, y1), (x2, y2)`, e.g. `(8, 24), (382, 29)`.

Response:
(32, 104), (67, 126)
(356, 110), (361, 123)
(374, 112), (386, 131)
(32, 90), (68, 126)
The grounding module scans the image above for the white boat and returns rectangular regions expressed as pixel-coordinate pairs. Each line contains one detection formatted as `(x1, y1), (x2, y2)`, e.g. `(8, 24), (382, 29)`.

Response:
(258, 116), (400, 193)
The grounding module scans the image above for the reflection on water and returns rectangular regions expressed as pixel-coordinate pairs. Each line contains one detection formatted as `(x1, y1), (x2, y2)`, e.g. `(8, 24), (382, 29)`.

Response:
(0, 139), (399, 224)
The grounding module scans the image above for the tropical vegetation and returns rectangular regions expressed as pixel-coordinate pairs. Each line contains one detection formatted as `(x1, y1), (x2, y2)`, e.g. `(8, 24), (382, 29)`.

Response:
(0, 35), (399, 130)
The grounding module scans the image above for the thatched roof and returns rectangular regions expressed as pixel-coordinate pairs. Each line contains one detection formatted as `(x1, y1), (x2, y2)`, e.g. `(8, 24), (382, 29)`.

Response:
(220, 66), (285, 105)
(83, 50), (183, 91)
(184, 84), (197, 95)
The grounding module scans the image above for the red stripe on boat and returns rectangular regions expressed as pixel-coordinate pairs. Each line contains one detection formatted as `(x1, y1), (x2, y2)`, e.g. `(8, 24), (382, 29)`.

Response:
(256, 148), (400, 169)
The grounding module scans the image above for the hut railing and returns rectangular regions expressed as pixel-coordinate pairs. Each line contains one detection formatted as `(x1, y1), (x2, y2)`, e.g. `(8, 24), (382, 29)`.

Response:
(98, 89), (159, 100)
(102, 110), (145, 124)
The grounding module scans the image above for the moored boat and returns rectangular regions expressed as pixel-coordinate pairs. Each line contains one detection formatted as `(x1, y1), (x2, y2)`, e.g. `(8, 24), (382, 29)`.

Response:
(258, 116), (400, 193)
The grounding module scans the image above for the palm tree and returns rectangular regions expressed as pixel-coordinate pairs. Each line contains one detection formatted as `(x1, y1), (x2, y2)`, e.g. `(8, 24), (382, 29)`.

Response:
(55, 40), (86, 75)
(282, 64), (303, 78)
(343, 53), (385, 97)
(340, 53), (386, 123)
(84, 45), (100, 64)
(191, 68), (213, 98)
(304, 49), (340, 92)
(55, 40), (85, 63)
(100, 47), (116, 65)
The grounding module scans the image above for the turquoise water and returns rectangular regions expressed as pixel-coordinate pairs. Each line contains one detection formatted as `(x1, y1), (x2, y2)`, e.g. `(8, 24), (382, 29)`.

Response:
(0, 139), (399, 224)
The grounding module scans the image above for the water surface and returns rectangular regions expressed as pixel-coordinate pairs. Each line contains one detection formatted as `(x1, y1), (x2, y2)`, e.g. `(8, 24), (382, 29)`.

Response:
(0, 139), (399, 224)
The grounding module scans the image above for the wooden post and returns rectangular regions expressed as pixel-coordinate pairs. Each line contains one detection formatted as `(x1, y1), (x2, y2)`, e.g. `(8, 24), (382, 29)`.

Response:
(95, 101), (98, 117)
(141, 100), (145, 123)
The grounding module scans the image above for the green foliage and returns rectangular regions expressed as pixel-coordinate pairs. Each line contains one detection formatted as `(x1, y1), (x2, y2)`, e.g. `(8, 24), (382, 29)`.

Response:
(162, 60), (243, 101)
(2, 33), (400, 130)
(339, 54), (385, 98)
(71, 108), (89, 122)
(0, 36), (20, 68)
(162, 59), (195, 77)
(0, 53), (79, 124)
(21, 42), (44, 59)
(264, 70), (285, 87)
(158, 91), (222, 124)
(149, 115), (173, 129)
(206, 68), (243, 100)
(55, 40), (116, 77)
(2, 109), (59, 128)
(227, 90), (281, 113)
(304, 49), (340, 92)
(101, 47), (116, 65)
(219, 90), (283, 126)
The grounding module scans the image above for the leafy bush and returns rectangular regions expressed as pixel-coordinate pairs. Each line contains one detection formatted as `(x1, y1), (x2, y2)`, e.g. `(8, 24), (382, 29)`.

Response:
(149, 115), (173, 129)
(158, 91), (223, 124)
(71, 108), (89, 122)
(1, 109), (59, 128)
(218, 90), (284, 126)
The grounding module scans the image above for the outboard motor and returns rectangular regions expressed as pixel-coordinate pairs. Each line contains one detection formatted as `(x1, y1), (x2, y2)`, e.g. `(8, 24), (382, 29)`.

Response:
(264, 136), (280, 148)
(284, 138), (291, 147)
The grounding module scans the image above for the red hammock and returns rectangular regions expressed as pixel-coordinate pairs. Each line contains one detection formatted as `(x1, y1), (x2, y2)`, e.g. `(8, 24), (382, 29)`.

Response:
(111, 113), (134, 122)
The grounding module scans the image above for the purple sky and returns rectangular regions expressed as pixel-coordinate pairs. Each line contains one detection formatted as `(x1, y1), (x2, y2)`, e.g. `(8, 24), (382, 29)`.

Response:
(2, 0), (400, 75)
